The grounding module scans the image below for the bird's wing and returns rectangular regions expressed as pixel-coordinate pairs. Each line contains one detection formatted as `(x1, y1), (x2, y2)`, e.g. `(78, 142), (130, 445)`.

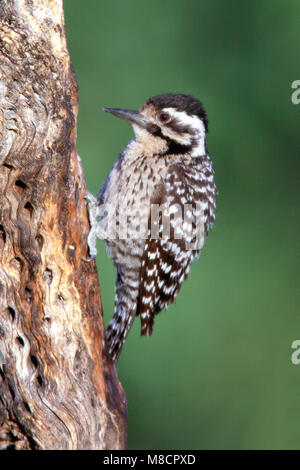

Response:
(137, 163), (202, 336)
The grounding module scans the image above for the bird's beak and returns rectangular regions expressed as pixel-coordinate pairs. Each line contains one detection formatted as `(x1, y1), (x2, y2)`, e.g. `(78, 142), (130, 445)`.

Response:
(103, 107), (150, 129)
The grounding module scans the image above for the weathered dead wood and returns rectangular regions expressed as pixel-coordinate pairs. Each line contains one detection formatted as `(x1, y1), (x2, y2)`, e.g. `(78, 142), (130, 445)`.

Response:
(0, 0), (127, 450)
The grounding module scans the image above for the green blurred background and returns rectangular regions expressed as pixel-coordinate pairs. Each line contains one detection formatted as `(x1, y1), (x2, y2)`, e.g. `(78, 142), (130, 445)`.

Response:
(64, 0), (299, 449)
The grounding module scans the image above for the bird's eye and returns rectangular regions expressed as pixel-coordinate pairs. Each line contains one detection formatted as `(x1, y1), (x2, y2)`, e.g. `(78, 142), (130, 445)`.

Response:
(159, 113), (170, 122)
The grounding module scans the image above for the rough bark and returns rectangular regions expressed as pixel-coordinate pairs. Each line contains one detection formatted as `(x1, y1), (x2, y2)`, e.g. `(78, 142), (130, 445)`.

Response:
(0, 0), (127, 450)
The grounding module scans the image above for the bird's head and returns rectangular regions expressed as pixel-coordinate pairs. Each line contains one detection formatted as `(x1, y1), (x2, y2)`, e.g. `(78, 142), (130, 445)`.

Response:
(103, 93), (208, 156)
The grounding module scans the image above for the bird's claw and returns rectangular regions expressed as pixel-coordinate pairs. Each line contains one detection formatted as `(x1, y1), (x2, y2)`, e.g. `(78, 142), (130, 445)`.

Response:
(82, 255), (96, 263)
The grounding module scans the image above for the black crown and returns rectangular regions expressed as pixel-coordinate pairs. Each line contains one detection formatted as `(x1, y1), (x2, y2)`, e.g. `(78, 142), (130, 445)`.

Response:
(145, 93), (208, 132)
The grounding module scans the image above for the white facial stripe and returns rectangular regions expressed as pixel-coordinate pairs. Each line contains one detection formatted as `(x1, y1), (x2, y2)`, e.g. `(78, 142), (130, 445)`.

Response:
(163, 108), (205, 135)
(162, 108), (206, 156)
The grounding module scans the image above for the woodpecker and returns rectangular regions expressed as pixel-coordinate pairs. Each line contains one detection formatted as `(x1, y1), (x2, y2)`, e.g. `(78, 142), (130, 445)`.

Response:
(86, 93), (216, 362)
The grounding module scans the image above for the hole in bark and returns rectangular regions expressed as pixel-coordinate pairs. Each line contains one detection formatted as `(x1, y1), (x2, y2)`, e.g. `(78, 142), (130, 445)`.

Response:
(44, 268), (53, 285)
(37, 375), (43, 387)
(0, 326), (5, 337)
(57, 293), (65, 302)
(3, 163), (13, 170)
(30, 355), (38, 368)
(7, 307), (16, 321)
(24, 202), (33, 218)
(15, 179), (27, 192)
(16, 336), (24, 347)
(36, 234), (43, 250)
(6, 444), (16, 450)
(15, 180), (27, 194)
(0, 225), (6, 245)
(23, 401), (32, 414)
(75, 183), (80, 203)
(24, 287), (32, 303)
(8, 431), (19, 443)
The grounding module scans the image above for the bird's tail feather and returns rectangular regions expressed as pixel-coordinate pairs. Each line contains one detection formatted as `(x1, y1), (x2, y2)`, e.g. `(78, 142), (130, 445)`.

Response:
(106, 302), (136, 361)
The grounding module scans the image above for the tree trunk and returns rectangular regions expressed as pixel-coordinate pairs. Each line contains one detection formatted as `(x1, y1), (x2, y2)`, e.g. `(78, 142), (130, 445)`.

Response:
(0, 0), (127, 450)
